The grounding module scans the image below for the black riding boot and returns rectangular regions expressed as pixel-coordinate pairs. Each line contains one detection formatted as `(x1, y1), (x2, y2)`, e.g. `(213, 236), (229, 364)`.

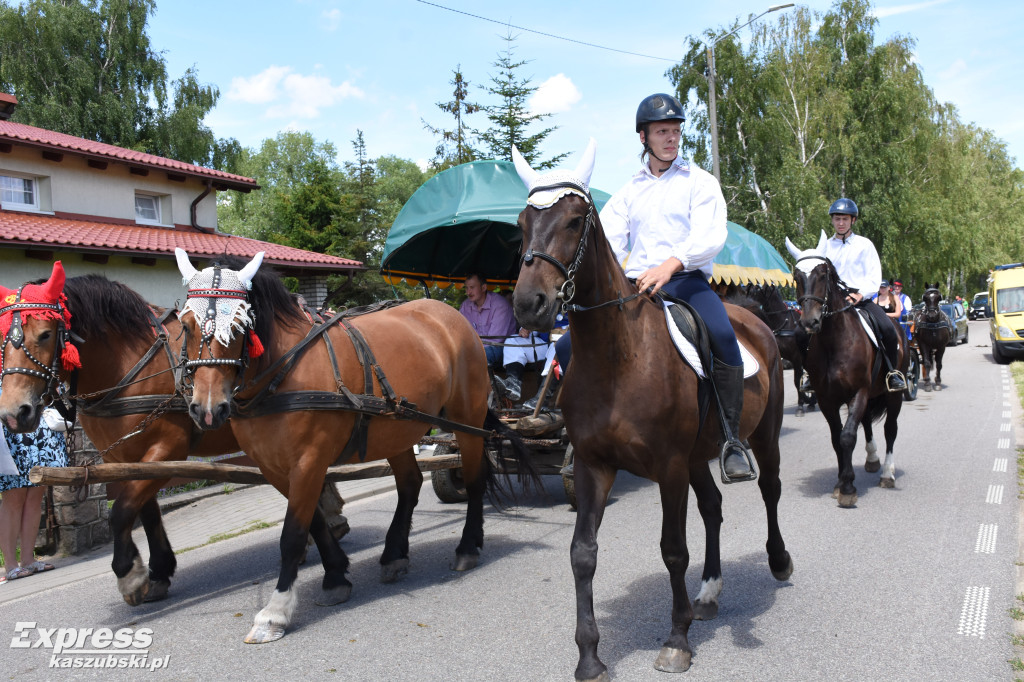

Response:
(712, 358), (757, 483)
(878, 320), (907, 392)
(500, 362), (525, 402)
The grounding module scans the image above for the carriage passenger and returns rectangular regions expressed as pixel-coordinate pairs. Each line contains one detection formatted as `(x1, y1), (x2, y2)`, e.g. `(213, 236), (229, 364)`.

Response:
(459, 273), (517, 368)
(892, 280), (912, 322)
(871, 280), (903, 320)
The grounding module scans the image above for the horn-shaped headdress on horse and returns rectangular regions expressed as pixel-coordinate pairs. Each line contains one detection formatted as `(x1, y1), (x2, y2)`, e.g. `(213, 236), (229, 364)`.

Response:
(786, 231), (829, 274)
(513, 138), (597, 209)
(0, 261), (80, 371)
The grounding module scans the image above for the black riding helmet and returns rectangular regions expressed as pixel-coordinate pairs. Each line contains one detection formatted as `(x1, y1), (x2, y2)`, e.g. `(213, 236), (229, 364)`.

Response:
(828, 197), (859, 217)
(635, 93), (685, 132)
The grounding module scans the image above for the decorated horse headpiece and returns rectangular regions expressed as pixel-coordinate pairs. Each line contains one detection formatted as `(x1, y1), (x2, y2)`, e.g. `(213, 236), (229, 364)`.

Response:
(175, 248), (266, 367)
(513, 138), (596, 209)
(785, 231), (856, 317)
(0, 261), (81, 386)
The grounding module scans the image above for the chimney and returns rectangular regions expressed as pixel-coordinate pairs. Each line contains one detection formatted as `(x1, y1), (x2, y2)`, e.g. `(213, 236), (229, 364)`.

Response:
(0, 93), (18, 121)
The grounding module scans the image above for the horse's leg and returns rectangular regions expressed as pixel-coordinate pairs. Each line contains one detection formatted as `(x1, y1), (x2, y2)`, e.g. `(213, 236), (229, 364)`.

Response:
(922, 345), (933, 391)
(688, 461), (722, 620)
(452, 432), (487, 572)
(137, 495), (176, 602)
(934, 346), (944, 390)
(308, 504), (352, 606)
(109, 478), (167, 606)
(748, 426), (794, 582)
(793, 363), (806, 417)
(834, 394), (867, 508)
(379, 449), (421, 582)
(861, 415), (880, 473)
(654, 464), (694, 674)
(245, 483), (320, 644)
(879, 394), (901, 488)
(571, 459), (616, 682)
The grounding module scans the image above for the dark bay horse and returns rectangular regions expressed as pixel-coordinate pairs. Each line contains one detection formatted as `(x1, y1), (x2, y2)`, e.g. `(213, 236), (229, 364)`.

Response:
(510, 143), (792, 680)
(173, 249), (526, 644)
(746, 284), (817, 415)
(785, 236), (907, 506)
(913, 284), (950, 391)
(1, 265), (244, 604)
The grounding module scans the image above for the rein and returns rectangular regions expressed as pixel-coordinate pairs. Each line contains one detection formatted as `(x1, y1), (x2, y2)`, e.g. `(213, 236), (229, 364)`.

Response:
(519, 182), (642, 314)
(0, 290), (73, 409)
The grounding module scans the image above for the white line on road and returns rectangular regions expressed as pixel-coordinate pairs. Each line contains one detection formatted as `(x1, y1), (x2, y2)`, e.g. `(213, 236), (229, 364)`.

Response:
(999, 438), (1011, 449)
(957, 586), (990, 639)
(993, 458), (1008, 472)
(1001, 423), (1012, 432)
(974, 524), (998, 553)
(986, 485), (1004, 504)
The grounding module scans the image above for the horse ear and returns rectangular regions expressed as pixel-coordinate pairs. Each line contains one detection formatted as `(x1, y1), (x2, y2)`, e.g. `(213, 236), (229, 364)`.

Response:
(785, 237), (803, 261)
(175, 248), (199, 283)
(573, 138), (597, 189)
(512, 145), (540, 190)
(237, 251), (265, 289)
(40, 261), (66, 302)
(816, 230), (828, 252)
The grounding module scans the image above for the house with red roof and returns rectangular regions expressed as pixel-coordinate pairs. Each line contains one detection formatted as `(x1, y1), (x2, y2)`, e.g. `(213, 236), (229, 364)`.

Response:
(0, 93), (362, 307)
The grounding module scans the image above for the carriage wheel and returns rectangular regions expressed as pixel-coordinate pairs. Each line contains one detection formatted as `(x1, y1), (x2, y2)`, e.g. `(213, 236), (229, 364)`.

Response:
(903, 349), (920, 401)
(561, 444), (577, 511)
(430, 445), (468, 503)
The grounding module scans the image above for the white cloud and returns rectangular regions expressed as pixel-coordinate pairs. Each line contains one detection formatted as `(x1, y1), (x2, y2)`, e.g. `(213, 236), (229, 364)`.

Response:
(939, 58), (968, 81)
(323, 9), (341, 31)
(874, 0), (951, 19)
(227, 66), (364, 119)
(529, 74), (582, 115)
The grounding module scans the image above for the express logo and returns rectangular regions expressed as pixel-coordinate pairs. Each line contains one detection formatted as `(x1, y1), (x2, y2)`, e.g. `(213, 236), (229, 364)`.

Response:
(10, 623), (169, 671)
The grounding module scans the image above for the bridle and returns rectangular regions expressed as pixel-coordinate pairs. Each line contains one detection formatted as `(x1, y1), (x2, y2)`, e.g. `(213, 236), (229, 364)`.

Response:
(918, 288), (946, 327)
(181, 265), (253, 387)
(794, 255), (856, 320)
(0, 288), (73, 407)
(519, 182), (641, 314)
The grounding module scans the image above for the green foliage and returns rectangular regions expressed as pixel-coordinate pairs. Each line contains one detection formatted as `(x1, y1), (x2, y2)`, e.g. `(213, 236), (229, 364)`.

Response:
(476, 32), (567, 170)
(423, 67), (481, 171)
(668, 0), (1024, 301)
(0, 0), (238, 169)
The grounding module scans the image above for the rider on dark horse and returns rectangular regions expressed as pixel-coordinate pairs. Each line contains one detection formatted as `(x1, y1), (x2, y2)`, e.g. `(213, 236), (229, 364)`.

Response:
(808, 198), (907, 393)
(555, 93), (754, 482)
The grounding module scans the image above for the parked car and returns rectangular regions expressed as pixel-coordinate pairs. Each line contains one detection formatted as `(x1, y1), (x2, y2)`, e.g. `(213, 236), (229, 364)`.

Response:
(988, 262), (1024, 364)
(939, 301), (969, 345)
(969, 292), (989, 320)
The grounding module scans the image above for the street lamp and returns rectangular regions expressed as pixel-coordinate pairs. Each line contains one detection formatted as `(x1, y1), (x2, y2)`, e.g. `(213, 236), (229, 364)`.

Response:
(706, 3), (794, 181)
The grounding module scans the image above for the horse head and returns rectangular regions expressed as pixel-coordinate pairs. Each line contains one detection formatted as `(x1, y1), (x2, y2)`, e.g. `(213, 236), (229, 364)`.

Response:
(0, 261), (80, 432)
(785, 231), (841, 334)
(175, 248), (264, 430)
(510, 139), (605, 331)
(921, 284), (943, 322)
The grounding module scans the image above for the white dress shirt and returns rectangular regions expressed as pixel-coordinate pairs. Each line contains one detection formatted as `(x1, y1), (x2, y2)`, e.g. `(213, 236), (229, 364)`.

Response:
(821, 232), (882, 296)
(599, 157), (728, 280)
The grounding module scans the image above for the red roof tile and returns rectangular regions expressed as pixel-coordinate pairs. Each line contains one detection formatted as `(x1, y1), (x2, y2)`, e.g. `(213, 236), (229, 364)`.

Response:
(0, 119), (259, 190)
(0, 211), (362, 271)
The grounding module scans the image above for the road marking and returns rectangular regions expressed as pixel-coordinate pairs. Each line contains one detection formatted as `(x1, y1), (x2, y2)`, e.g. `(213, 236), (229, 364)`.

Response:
(986, 485), (1004, 504)
(957, 586), (989, 639)
(993, 458), (1008, 472)
(1001, 423), (1012, 432)
(975, 524), (998, 554)
(1004, 411), (1013, 419)
(999, 439), (1011, 449)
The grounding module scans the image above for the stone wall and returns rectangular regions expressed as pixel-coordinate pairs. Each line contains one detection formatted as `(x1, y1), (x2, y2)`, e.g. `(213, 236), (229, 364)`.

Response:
(50, 427), (111, 555)
(297, 274), (329, 309)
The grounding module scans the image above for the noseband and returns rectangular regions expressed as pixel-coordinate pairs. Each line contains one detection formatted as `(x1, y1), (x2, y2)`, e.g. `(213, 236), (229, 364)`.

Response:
(794, 256), (855, 319)
(519, 182), (640, 314)
(0, 289), (72, 406)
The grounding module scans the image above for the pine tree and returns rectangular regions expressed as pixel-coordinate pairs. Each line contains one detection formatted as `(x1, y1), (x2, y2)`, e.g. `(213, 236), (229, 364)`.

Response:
(423, 66), (480, 171)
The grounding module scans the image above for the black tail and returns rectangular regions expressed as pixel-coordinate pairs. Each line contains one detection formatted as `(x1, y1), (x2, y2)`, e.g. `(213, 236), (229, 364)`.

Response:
(482, 408), (543, 507)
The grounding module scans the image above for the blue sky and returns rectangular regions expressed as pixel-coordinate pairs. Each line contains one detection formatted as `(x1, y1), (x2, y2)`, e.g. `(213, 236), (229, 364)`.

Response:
(149, 0), (1023, 193)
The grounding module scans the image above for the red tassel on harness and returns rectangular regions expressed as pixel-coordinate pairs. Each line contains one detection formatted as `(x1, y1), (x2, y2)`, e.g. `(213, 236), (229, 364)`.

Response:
(247, 329), (264, 358)
(62, 342), (82, 371)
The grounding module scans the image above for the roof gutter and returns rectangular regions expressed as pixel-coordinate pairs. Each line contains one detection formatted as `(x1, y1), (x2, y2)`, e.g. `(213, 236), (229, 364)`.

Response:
(190, 180), (215, 234)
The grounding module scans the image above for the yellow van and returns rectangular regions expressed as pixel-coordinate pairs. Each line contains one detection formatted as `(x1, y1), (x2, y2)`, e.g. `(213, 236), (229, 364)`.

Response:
(988, 262), (1024, 364)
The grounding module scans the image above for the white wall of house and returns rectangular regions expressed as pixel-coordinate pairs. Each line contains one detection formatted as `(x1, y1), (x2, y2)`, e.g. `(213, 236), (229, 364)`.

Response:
(0, 145), (218, 228)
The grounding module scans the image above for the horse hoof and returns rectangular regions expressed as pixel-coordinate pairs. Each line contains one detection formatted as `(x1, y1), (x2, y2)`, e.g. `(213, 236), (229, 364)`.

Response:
(122, 589), (146, 607)
(380, 558), (410, 583)
(924, 383), (932, 392)
(879, 477), (896, 489)
(693, 599), (718, 620)
(837, 492), (858, 508)
(453, 553), (479, 572)
(244, 623), (286, 644)
(654, 646), (692, 673)
(577, 671), (611, 682)
(315, 584), (352, 606)
(771, 553), (794, 581)
(831, 485), (840, 499)
(795, 407), (805, 417)
(864, 460), (880, 473)
(143, 579), (170, 603)
(934, 384), (942, 391)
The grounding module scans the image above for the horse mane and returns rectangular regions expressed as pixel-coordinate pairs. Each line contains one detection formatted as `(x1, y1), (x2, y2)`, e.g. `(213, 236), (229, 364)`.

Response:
(210, 255), (307, 345)
(63, 274), (157, 346)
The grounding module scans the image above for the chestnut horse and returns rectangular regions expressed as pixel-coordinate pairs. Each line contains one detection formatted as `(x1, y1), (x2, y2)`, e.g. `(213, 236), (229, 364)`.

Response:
(913, 284), (950, 391)
(510, 143), (792, 680)
(746, 284), (817, 415)
(173, 249), (525, 644)
(785, 236), (907, 505)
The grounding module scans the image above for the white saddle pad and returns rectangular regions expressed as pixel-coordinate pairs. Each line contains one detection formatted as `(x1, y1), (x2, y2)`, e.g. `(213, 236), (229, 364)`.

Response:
(663, 302), (759, 379)
(855, 308), (880, 348)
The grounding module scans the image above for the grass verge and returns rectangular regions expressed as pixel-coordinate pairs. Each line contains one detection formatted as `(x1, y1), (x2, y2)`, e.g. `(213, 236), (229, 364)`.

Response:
(174, 520), (277, 555)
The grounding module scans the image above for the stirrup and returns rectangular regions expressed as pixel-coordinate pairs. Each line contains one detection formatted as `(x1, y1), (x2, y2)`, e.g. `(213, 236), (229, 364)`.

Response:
(719, 440), (757, 484)
(886, 370), (906, 393)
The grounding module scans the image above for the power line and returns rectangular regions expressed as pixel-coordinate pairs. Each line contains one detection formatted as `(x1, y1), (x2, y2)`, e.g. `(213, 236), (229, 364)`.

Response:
(415, 0), (679, 63)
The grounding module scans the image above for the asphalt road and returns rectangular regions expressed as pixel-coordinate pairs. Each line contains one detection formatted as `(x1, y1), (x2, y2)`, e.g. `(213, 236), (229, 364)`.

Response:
(1, 319), (1019, 681)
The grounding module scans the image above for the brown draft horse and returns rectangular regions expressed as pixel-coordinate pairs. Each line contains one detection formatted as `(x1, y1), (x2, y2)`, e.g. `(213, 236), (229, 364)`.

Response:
(745, 284), (817, 415)
(0, 265), (248, 604)
(913, 284), (950, 391)
(173, 249), (525, 644)
(510, 144), (792, 680)
(785, 236), (907, 505)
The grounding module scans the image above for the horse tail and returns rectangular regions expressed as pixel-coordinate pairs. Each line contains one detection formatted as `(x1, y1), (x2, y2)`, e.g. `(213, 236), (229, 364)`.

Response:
(865, 394), (889, 424)
(482, 408), (543, 507)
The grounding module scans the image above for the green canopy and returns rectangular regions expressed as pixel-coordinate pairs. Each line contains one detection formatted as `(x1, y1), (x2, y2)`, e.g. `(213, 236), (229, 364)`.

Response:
(381, 160), (792, 289)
